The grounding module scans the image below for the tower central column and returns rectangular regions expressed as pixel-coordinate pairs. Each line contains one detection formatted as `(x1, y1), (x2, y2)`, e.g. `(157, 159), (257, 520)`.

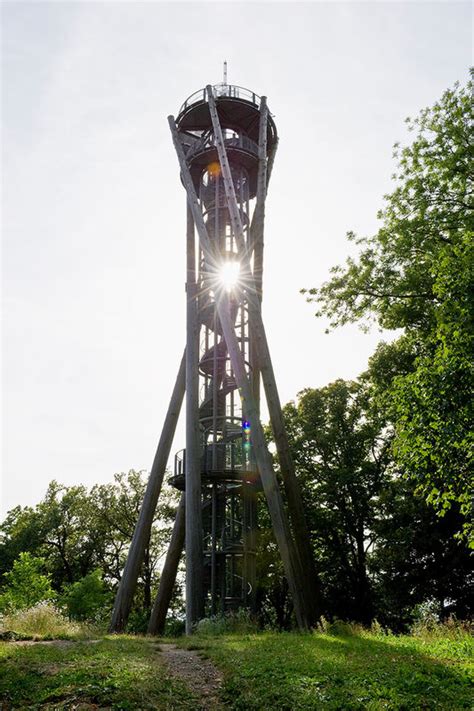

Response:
(185, 201), (204, 632)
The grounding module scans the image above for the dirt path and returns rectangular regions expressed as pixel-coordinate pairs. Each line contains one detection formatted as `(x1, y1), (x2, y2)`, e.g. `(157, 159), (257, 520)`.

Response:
(158, 643), (225, 710)
(6, 639), (76, 647)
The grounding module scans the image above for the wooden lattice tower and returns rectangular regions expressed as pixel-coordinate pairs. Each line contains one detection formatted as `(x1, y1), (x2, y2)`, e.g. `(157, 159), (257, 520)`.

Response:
(110, 81), (320, 635)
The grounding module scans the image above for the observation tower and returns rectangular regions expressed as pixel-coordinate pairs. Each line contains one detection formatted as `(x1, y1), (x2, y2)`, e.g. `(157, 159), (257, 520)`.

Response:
(110, 76), (319, 635)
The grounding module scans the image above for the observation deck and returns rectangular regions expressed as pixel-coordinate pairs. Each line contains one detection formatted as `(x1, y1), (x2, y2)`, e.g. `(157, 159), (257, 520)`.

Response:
(176, 83), (278, 150)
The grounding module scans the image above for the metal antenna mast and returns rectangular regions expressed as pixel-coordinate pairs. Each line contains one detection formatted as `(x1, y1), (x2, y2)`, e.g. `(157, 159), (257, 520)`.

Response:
(110, 81), (320, 635)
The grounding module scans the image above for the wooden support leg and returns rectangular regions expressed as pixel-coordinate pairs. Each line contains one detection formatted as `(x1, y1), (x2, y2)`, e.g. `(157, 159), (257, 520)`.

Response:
(109, 351), (186, 633)
(147, 493), (185, 635)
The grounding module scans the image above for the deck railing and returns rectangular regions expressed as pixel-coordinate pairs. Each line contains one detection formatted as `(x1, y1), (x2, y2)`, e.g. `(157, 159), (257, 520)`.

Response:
(178, 83), (261, 116)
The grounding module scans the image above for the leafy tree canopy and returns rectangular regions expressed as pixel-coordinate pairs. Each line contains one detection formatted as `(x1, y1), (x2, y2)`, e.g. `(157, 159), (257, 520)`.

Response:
(281, 379), (391, 624)
(0, 472), (178, 617)
(60, 569), (112, 621)
(265, 376), (472, 629)
(0, 552), (54, 613)
(303, 76), (473, 542)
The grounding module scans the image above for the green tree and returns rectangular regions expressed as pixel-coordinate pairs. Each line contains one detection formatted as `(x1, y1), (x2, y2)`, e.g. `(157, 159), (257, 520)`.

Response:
(303, 77), (473, 542)
(0, 552), (54, 612)
(0, 484), (104, 589)
(279, 380), (392, 624)
(0, 506), (44, 580)
(272, 368), (472, 629)
(37, 481), (102, 587)
(0, 483), (104, 594)
(88, 471), (177, 612)
(0, 471), (179, 623)
(60, 569), (112, 621)
(370, 476), (473, 630)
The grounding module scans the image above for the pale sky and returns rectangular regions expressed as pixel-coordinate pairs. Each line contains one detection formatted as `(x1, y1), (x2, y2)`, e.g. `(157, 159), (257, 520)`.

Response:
(2, 1), (472, 518)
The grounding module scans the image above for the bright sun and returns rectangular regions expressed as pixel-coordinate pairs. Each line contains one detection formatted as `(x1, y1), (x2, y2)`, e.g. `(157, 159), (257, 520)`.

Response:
(218, 260), (240, 291)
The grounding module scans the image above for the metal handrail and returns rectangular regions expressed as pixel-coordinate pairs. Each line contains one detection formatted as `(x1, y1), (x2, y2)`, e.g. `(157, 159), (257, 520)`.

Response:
(185, 133), (259, 162)
(178, 83), (261, 116)
(200, 374), (237, 405)
(199, 415), (243, 434)
(174, 449), (185, 477)
(198, 352), (251, 376)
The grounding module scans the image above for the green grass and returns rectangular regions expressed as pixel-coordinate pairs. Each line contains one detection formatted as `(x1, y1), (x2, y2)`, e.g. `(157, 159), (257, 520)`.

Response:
(0, 636), (197, 710)
(179, 629), (473, 710)
(0, 629), (472, 710)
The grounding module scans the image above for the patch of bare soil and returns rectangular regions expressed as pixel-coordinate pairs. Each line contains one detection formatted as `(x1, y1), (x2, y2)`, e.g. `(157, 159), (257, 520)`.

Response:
(8, 639), (102, 647)
(158, 643), (225, 710)
(39, 702), (111, 710)
(8, 639), (76, 647)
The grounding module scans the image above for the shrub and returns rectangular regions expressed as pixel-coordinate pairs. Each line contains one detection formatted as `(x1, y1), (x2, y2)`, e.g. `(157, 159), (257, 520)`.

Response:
(370, 619), (389, 636)
(316, 615), (330, 633)
(60, 569), (111, 622)
(410, 598), (441, 635)
(413, 598), (441, 625)
(163, 616), (185, 637)
(0, 552), (54, 613)
(127, 607), (150, 634)
(195, 609), (258, 636)
(314, 617), (367, 636)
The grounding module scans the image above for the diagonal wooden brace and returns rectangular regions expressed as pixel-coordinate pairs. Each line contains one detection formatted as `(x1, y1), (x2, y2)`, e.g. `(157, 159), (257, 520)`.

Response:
(147, 492), (186, 635)
(109, 350), (186, 633)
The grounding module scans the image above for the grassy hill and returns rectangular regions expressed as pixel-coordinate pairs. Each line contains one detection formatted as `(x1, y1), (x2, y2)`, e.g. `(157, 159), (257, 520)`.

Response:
(182, 628), (473, 710)
(0, 627), (472, 709)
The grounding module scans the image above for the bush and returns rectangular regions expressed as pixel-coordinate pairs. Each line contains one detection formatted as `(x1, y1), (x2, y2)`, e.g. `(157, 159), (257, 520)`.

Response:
(370, 618), (389, 636)
(60, 569), (111, 622)
(163, 616), (185, 637)
(314, 616), (361, 636)
(127, 607), (151, 634)
(0, 601), (81, 639)
(315, 615), (331, 633)
(195, 609), (258, 636)
(0, 553), (54, 613)
(412, 598), (441, 626)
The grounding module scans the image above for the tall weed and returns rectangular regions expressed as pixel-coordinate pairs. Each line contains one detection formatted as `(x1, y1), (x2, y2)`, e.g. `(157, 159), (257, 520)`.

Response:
(411, 615), (473, 640)
(0, 601), (82, 639)
(195, 609), (258, 636)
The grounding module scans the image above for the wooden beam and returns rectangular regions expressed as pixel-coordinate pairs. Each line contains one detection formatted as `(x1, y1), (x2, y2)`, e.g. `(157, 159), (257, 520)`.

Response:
(245, 100), (268, 608)
(109, 350), (186, 632)
(147, 493), (185, 635)
(266, 139), (278, 190)
(247, 134), (278, 306)
(249, 97), (268, 417)
(252, 96), (268, 306)
(185, 202), (204, 633)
